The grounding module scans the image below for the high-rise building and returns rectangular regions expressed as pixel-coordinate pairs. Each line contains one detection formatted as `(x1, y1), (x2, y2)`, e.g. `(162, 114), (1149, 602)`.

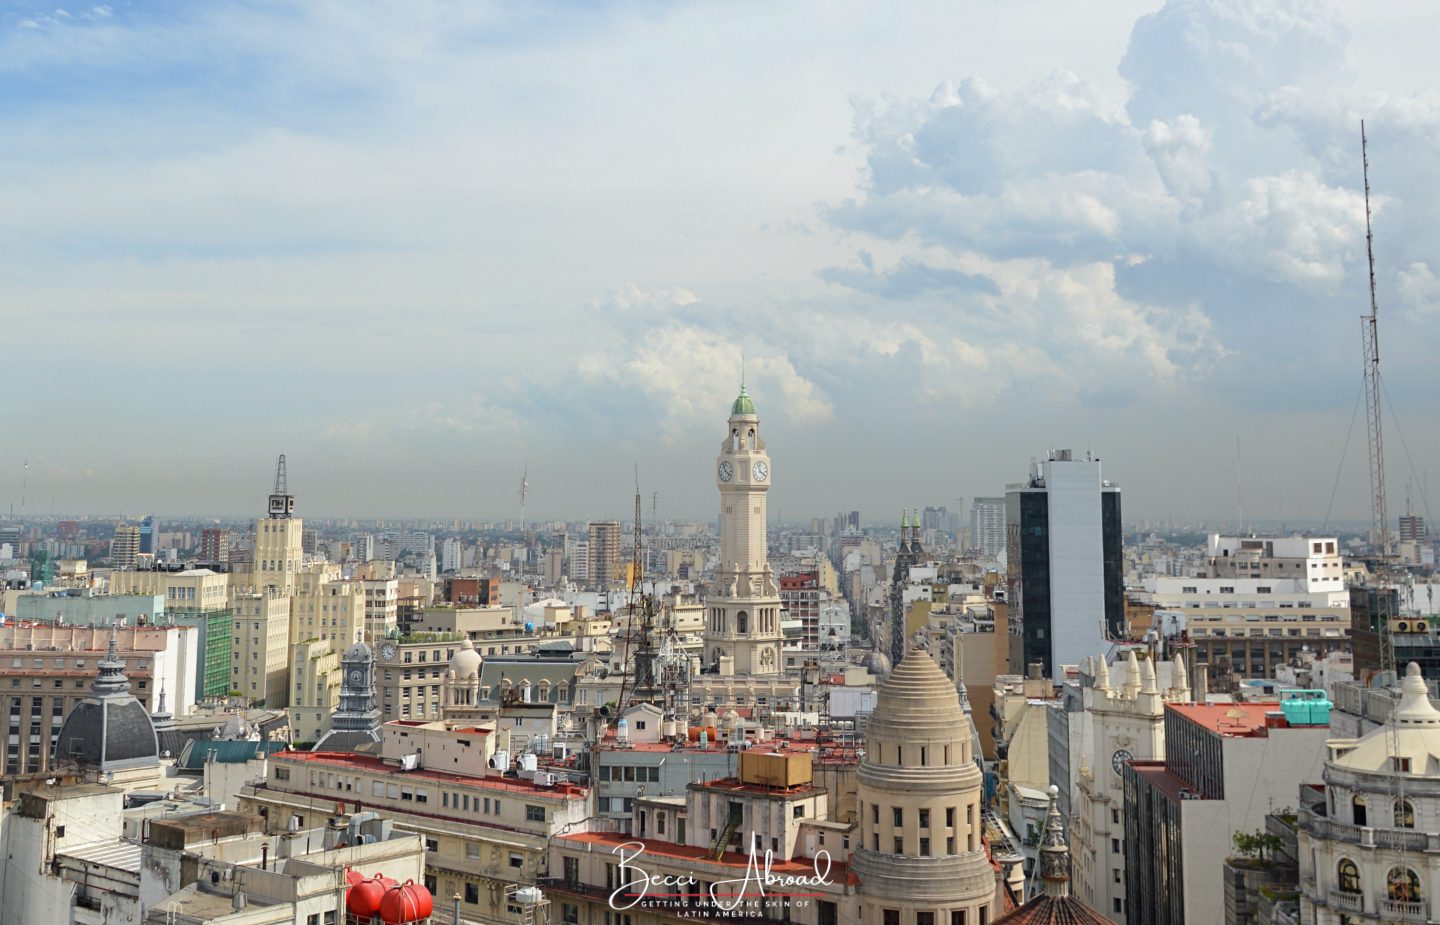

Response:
(1006, 450), (1123, 681)
(586, 520), (620, 587)
(138, 516), (156, 555)
(199, 527), (230, 564)
(440, 536), (463, 573)
(703, 384), (782, 675)
(1400, 513), (1427, 542)
(971, 496), (1006, 558)
(1124, 699), (1332, 925)
(111, 525), (141, 568)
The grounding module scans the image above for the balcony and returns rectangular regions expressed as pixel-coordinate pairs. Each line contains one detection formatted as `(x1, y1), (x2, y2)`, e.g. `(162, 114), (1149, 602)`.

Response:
(1381, 899), (1427, 921)
(1328, 890), (1363, 913)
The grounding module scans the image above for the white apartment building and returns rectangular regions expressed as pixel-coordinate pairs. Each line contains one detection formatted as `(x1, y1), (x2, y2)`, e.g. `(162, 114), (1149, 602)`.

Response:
(1144, 534), (1349, 679)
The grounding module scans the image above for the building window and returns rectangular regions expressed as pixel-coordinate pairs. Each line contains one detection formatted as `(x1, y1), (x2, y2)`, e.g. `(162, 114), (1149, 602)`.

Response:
(465, 883), (480, 904)
(917, 914), (934, 925)
(883, 911), (899, 925)
(1396, 798), (1415, 829)
(562, 904), (579, 924)
(919, 809), (929, 828)
(919, 837), (930, 856)
(1388, 867), (1422, 903)
(893, 807), (903, 827)
(527, 805), (546, 822)
(1337, 859), (1361, 894)
(1353, 795), (1367, 827)
(950, 913), (966, 925)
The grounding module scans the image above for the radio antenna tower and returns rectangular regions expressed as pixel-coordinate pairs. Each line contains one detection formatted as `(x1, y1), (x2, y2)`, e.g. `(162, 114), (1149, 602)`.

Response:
(518, 466), (529, 531)
(1360, 120), (1411, 882)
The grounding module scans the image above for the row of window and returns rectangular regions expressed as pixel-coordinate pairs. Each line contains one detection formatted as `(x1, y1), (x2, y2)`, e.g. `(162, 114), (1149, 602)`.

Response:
(1335, 860), (1422, 902)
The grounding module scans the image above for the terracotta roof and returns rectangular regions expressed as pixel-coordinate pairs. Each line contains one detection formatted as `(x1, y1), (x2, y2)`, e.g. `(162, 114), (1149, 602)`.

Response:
(991, 895), (1116, 925)
(1166, 702), (1307, 737)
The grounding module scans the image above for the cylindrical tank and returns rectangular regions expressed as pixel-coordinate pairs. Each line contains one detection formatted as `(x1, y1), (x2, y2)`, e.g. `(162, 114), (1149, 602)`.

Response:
(520, 753), (538, 772)
(347, 875), (395, 918)
(380, 880), (434, 924)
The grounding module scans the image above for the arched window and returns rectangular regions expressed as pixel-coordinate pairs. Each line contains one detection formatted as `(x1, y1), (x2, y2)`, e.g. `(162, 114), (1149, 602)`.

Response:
(1353, 794), (1367, 826)
(737, 611), (748, 634)
(1388, 867), (1422, 902)
(747, 428), (756, 450)
(1395, 798), (1415, 829)
(1337, 859), (1361, 894)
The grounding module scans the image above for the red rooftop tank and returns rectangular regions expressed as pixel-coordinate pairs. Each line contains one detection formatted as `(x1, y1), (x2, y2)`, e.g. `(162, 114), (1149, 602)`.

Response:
(348, 874), (398, 918)
(380, 879), (434, 924)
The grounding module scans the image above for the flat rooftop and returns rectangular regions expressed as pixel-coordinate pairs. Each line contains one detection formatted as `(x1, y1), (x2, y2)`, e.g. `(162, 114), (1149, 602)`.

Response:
(276, 750), (587, 798)
(1168, 702), (1329, 737)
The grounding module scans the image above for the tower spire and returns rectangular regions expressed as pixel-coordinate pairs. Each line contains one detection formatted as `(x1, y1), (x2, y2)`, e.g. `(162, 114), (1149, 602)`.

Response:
(1039, 785), (1073, 898)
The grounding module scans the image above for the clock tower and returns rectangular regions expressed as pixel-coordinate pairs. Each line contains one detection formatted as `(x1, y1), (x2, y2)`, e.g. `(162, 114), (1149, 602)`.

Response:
(314, 641), (382, 751)
(705, 383), (783, 676)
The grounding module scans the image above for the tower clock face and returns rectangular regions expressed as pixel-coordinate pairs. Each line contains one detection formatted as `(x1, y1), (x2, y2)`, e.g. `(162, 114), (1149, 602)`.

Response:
(380, 643), (397, 661)
(752, 461), (768, 482)
(349, 669), (363, 687)
(718, 461), (734, 482)
(1112, 748), (1133, 777)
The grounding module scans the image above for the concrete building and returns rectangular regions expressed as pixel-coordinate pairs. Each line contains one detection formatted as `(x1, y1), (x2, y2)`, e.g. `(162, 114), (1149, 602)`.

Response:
(359, 576), (399, 642)
(586, 521), (620, 588)
(0, 623), (195, 775)
(1062, 651), (1190, 924)
(1006, 450), (1123, 681)
(198, 527), (229, 564)
(1124, 699), (1333, 925)
(229, 591), (290, 707)
(112, 526), (141, 569)
(375, 633), (467, 723)
(239, 719), (590, 923)
(972, 497), (1006, 559)
(108, 569), (234, 700)
(1297, 662), (1440, 925)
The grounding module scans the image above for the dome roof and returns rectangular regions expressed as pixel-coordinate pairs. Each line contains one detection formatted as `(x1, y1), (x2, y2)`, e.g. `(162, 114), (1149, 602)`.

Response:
(869, 647), (966, 740)
(344, 641), (373, 662)
(449, 638), (482, 679)
(54, 633), (159, 772)
(862, 647), (892, 679)
(730, 384), (756, 417)
(1331, 662), (1440, 775)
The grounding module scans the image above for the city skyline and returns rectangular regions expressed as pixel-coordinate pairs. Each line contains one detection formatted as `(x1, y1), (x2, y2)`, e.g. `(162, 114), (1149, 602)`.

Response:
(5, 0), (1440, 522)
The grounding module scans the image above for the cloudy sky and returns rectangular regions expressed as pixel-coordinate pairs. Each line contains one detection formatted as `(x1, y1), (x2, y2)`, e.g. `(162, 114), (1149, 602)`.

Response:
(4, 0), (1439, 525)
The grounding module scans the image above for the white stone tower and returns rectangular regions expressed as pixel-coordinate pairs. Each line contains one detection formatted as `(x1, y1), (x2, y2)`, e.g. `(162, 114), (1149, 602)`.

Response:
(853, 647), (997, 922)
(704, 382), (783, 676)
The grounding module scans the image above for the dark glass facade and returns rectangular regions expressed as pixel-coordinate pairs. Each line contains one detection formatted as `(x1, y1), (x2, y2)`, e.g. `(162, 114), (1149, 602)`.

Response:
(1005, 484), (1122, 677)
(1006, 491), (1050, 675)
(1124, 762), (1184, 925)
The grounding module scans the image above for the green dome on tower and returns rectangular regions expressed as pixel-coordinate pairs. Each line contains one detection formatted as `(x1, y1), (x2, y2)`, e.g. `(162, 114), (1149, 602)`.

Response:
(731, 384), (756, 416)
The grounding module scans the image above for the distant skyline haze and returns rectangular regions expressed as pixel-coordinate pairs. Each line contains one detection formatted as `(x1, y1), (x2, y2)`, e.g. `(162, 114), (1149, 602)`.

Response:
(3, 0), (1439, 524)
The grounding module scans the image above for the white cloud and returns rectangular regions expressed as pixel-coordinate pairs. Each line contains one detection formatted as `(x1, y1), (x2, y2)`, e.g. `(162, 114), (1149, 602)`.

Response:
(1397, 262), (1440, 319)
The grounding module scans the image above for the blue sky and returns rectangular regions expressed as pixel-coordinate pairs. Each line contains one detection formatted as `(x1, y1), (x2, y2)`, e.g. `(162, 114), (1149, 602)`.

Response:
(4, 0), (1439, 524)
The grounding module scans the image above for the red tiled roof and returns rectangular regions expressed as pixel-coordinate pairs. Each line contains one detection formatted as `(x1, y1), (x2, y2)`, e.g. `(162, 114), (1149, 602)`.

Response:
(991, 895), (1116, 925)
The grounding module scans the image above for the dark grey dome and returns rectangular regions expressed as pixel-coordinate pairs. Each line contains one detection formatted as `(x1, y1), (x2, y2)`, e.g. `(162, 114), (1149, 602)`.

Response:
(343, 641), (372, 662)
(862, 647), (893, 679)
(54, 631), (160, 772)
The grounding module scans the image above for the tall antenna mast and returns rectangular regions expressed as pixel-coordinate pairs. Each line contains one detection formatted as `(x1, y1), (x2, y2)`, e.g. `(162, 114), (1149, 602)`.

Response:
(1360, 121), (1410, 881)
(1362, 120), (1391, 564)
(518, 466), (529, 531)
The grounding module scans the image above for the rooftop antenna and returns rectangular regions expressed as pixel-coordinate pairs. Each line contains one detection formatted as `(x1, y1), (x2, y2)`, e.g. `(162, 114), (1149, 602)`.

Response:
(267, 455), (294, 519)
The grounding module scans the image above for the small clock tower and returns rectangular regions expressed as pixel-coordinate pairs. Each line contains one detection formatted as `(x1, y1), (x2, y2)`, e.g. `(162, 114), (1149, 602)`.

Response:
(314, 641), (382, 751)
(705, 383), (784, 676)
